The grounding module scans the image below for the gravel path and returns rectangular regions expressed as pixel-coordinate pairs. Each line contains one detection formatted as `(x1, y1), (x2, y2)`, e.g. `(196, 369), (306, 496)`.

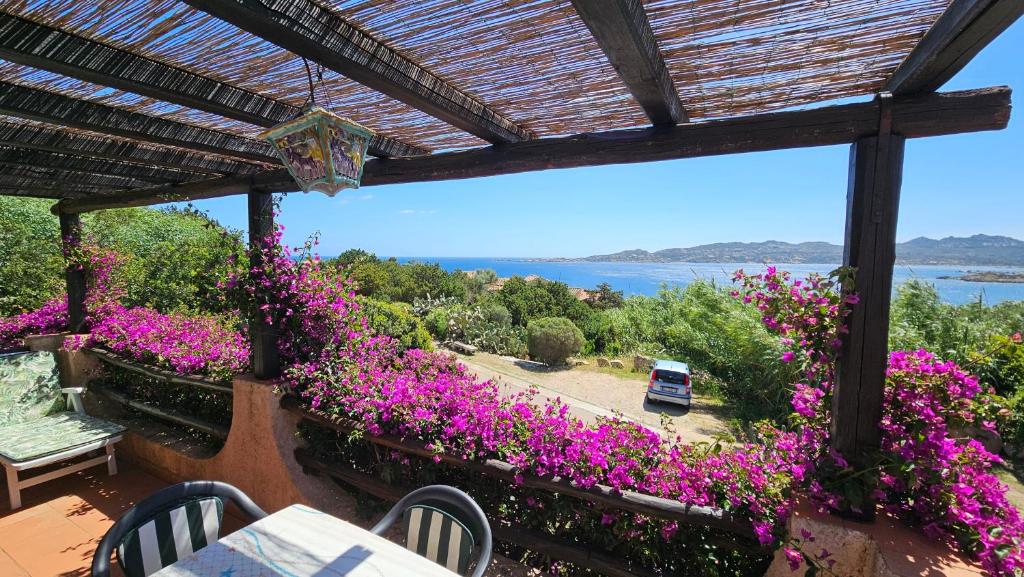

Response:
(455, 351), (732, 444)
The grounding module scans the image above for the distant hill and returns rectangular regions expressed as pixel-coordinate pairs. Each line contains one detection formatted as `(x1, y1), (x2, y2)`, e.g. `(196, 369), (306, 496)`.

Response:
(559, 235), (1024, 266)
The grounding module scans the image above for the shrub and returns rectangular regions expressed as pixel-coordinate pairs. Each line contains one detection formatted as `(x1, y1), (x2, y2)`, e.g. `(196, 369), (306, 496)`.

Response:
(460, 268), (498, 303)
(357, 297), (433, 352)
(580, 309), (620, 355)
(1003, 388), (1024, 451)
(87, 206), (244, 314)
(0, 197), (64, 316)
(972, 334), (1024, 397)
(526, 317), (584, 366)
(423, 307), (452, 340)
(0, 199), (243, 316)
(0, 296), (67, 350)
(82, 306), (250, 383)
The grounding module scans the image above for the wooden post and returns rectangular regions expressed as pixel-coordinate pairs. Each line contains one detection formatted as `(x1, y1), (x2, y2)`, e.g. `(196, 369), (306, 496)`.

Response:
(833, 93), (906, 516)
(58, 212), (86, 333)
(247, 191), (280, 379)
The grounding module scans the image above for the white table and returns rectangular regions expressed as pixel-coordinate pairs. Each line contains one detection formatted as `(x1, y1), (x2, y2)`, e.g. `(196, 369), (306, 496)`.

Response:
(152, 504), (461, 577)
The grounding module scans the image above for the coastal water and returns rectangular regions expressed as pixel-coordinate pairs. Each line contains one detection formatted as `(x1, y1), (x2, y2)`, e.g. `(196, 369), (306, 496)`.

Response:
(394, 258), (1024, 305)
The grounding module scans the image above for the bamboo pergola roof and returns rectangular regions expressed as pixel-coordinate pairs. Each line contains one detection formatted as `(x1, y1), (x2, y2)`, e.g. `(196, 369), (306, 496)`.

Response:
(0, 0), (1018, 209)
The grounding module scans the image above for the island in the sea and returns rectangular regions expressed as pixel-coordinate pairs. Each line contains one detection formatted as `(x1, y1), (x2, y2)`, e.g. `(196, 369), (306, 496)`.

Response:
(540, 234), (1024, 267)
(938, 271), (1024, 283)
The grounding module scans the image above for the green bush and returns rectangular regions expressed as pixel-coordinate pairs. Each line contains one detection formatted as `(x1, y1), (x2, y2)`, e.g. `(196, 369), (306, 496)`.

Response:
(0, 197), (64, 315)
(357, 297), (433, 352)
(424, 307), (452, 340)
(0, 200), (243, 316)
(972, 335), (1024, 397)
(580, 309), (620, 355)
(90, 207), (244, 313)
(527, 317), (584, 366)
(1003, 388), (1024, 452)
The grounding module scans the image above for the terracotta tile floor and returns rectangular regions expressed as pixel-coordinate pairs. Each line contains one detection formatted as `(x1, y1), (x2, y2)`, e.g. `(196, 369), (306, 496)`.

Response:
(0, 460), (243, 577)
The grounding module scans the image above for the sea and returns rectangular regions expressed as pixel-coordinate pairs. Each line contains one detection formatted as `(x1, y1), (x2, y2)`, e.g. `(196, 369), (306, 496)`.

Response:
(392, 258), (1024, 305)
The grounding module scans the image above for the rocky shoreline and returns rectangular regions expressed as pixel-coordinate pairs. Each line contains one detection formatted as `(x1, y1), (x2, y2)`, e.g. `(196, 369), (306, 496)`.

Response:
(939, 271), (1024, 283)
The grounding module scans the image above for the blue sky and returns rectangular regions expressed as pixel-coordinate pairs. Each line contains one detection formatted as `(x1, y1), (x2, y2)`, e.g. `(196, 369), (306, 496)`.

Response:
(178, 18), (1024, 258)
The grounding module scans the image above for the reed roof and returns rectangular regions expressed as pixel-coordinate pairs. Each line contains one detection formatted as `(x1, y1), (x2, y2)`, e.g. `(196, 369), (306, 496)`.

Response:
(0, 0), (993, 201)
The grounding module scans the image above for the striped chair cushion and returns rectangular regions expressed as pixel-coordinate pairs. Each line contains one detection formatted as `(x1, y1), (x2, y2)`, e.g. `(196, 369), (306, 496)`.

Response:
(116, 496), (224, 577)
(404, 504), (475, 575)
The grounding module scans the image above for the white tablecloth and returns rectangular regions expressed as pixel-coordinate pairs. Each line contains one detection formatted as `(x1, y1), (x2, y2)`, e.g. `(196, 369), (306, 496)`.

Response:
(152, 504), (461, 577)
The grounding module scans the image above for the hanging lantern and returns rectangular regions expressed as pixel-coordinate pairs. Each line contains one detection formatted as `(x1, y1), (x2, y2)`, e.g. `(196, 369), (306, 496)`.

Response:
(260, 105), (373, 196)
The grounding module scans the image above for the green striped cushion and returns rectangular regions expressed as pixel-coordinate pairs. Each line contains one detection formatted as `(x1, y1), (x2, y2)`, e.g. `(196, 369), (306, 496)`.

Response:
(116, 497), (224, 577)
(404, 505), (475, 575)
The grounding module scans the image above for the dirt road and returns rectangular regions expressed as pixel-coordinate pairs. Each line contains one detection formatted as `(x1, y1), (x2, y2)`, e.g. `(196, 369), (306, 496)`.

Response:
(455, 351), (732, 444)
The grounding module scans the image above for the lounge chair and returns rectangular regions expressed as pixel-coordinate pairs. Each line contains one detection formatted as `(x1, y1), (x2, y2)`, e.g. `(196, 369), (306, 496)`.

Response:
(0, 351), (125, 509)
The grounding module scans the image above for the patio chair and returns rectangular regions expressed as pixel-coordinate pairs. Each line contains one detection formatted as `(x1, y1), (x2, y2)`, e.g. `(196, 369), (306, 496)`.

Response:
(371, 484), (493, 577)
(92, 480), (268, 577)
(0, 351), (125, 510)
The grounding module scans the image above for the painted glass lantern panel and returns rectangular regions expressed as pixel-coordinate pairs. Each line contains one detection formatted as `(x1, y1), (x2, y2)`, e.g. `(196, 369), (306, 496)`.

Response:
(327, 125), (368, 184)
(272, 125), (327, 190)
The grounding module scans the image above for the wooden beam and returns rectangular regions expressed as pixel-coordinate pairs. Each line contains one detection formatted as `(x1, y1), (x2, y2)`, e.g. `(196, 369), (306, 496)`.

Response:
(885, 0), (1024, 95)
(0, 163), (144, 190)
(247, 190), (280, 380)
(0, 121), (261, 176)
(58, 212), (86, 332)
(52, 169), (293, 214)
(93, 384), (229, 439)
(49, 86), (1010, 213)
(0, 147), (206, 184)
(185, 0), (533, 144)
(0, 12), (427, 159)
(0, 186), (94, 199)
(0, 177), (112, 196)
(361, 86), (1010, 186)
(569, 0), (686, 125)
(86, 347), (233, 394)
(0, 81), (279, 164)
(833, 94), (906, 518)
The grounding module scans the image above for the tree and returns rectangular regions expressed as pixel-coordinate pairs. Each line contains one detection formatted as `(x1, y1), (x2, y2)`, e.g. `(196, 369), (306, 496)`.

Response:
(494, 276), (592, 327)
(590, 282), (624, 310)
(335, 248), (378, 267)
(460, 268), (498, 302)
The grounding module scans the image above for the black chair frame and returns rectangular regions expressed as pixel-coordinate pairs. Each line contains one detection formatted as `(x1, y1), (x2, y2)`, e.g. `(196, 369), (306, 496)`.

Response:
(91, 480), (267, 577)
(371, 484), (493, 577)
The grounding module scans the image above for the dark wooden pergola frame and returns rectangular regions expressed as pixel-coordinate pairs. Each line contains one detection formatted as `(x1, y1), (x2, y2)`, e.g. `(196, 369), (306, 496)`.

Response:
(0, 0), (1020, 517)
